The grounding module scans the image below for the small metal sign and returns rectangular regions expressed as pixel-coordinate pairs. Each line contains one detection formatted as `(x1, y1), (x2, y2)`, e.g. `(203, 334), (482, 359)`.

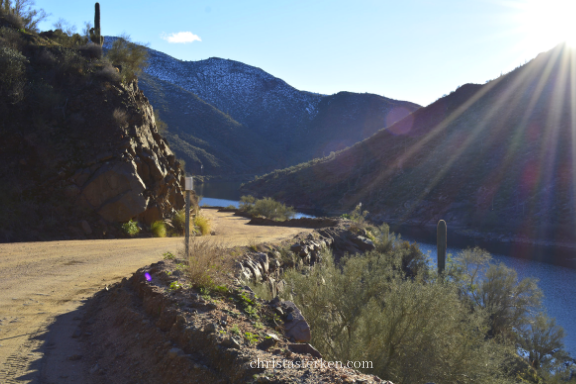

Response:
(184, 176), (193, 191)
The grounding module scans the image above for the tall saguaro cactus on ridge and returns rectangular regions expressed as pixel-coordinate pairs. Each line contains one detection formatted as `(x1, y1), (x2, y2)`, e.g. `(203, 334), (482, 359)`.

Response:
(89, 2), (104, 47)
(437, 219), (447, 275)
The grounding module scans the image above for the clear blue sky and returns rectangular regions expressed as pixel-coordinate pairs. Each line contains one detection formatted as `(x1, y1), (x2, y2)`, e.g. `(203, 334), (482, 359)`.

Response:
(34, 0), (575, 106)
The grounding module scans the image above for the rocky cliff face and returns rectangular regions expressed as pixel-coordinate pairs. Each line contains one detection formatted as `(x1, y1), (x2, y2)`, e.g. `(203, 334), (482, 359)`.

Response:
(0, 19), (186, 242)
(68, 81), (185, 226)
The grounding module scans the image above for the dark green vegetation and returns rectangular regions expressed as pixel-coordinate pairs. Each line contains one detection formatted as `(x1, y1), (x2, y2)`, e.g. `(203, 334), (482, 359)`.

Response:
(238, 195), (295, 221)
(281, 227), (575, 383)
(243, 44), (576, 247)
(0, 7), (187, 242)
(136, 46), (421, 175)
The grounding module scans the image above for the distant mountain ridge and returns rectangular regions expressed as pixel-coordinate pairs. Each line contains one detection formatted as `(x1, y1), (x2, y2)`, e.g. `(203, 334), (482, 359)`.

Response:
(104, 37), (421, 175)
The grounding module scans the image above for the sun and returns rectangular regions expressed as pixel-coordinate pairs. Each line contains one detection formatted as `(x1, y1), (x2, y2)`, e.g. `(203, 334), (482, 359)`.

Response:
(516, 0), (576, 48)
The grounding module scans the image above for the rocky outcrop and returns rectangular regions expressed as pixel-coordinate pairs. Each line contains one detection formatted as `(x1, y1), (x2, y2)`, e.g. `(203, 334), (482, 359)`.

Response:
(0, 24), (187, 242)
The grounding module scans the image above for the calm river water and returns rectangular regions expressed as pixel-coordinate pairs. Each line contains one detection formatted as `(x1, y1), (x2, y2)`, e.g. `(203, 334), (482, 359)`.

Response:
(196, 180), (576, 356)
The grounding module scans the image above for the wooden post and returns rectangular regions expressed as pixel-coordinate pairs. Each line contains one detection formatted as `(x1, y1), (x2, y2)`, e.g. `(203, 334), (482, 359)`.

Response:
(184, 177), (193, 260)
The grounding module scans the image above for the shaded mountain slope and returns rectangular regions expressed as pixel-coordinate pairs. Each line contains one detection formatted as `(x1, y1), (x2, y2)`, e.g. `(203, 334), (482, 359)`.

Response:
(138, 73), (282, 175)
(243, 44), (576, 246)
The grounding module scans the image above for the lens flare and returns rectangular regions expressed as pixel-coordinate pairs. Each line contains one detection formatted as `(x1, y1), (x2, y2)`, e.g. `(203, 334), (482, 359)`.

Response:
(144, 272), (151, 281)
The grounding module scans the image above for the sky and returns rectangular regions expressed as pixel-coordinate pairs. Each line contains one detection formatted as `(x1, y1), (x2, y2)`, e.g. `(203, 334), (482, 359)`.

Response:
(33, 0), (576, 107)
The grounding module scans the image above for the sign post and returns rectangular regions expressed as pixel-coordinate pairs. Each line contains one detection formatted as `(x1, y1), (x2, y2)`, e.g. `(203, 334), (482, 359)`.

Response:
(184, 176), (193, 260)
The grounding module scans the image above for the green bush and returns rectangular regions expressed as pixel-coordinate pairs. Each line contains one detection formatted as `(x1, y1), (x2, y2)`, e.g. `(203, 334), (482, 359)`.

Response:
(280, 237), (564, 383)
(0, 45), (27, 103)
(105, 34), (148, 84)
(150, 220), (166, 237)
(121, 219), (140, 237)
(447, 247), (542, 341)
(239, 195), (295, 220)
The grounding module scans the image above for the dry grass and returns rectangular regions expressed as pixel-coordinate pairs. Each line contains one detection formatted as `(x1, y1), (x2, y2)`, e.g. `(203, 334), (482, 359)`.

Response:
(187, 238), (234, 289)
(194, 213), (212, 236)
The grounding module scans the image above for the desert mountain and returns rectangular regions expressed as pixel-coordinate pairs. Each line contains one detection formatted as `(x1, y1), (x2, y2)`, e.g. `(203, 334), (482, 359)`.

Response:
(0, 22), (186, 242)
(243, 44), (576, 246)
(114, 38), (420, 175)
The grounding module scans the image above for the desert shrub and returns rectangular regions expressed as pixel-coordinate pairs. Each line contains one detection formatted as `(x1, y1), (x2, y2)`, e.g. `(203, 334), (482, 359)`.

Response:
(93, 61), (120, 82)
(55, 49), (85, 77)
(121, 219), (140, 237)
(448, 247), (543, 341)
(76, 42), (101, 59)
(239, 195), (295, 220)
(105, 34), (148, 84)
(0, 45), (27, 103)
(188, 239), (233, 289)
(281, 241), (559, 384)
(48, 29), (88, 48)
(150, 220), (166, 237)
(516, 312), (569, 371)
(0, 0), (47, 32)
(0, 25), (22, 50)
(112, 108), (128, 128)
(194, 213), (211, 236)
(1, 11), (24, 29)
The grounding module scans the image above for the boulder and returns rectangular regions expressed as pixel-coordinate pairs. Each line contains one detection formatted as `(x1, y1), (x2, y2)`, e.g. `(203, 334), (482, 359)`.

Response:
(255, 252), (269, 274)
(140, 203), (162, 225)
(281, 301), (311, 343)
(350, 235), (375, 251)
(81, 160), (149, 222)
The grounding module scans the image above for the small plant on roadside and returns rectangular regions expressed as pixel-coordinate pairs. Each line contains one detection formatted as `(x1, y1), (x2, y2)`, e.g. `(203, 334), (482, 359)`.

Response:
(168, 281), (183, 291)
(194, 213), (211, 236)
(163, 251), (175, 260)
(121, 219), (140, 237)
(244, 332), (259, 344)
(188, 239), (233, 290)
(151, 220), (166, 237)
(230, 324), (240, 335)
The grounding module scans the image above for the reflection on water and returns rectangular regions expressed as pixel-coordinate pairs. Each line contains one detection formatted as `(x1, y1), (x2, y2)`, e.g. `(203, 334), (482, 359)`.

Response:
(406, 237), (576, 357)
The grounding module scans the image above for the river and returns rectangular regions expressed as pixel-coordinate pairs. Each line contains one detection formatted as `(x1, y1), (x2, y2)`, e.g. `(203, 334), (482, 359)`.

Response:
(196, 180), (576, 356)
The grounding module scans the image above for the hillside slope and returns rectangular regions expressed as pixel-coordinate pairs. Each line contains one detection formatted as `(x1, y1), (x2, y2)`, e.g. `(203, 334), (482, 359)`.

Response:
(243, 44), (576, 246)
(138, 73), (282, 175)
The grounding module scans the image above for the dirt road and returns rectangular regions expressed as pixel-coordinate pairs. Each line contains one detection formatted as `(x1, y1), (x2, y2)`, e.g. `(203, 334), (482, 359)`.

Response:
(0, 211), (311, 383)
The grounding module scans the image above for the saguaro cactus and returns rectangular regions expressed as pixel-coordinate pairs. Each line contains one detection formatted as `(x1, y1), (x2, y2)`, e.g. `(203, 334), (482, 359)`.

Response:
(89, 3), (104, 47)
(437, 219), (447, 275)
